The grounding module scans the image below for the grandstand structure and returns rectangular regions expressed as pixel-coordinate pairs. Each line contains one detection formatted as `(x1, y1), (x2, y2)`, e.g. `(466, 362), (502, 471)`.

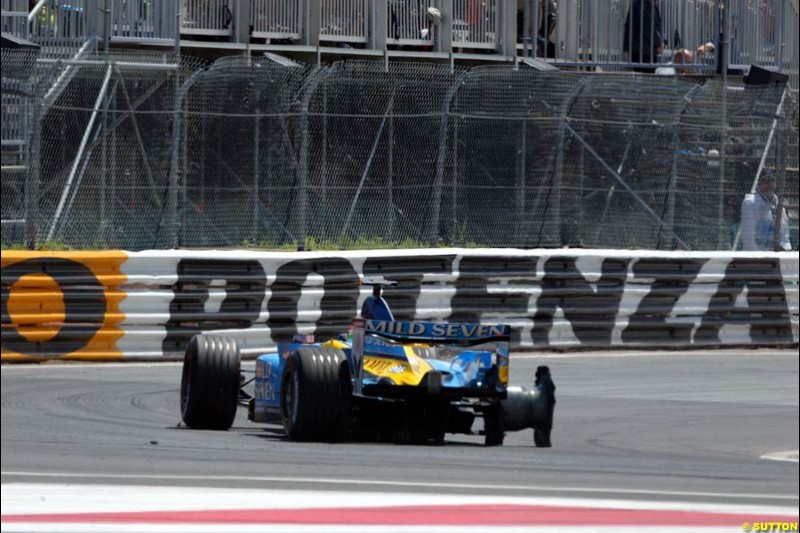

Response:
(1, 0), (798, 251)
(2, 0), (798, 78)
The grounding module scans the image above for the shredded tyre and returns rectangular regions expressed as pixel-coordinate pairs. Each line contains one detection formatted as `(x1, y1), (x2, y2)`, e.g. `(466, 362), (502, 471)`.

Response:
(533, 365), (556, 448)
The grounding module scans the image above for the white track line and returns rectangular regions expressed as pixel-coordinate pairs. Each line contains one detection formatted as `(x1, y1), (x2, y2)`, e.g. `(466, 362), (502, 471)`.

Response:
(760, 451), (800, 463)
(2, 483), (797, 516)
(2, 471), (797, 503)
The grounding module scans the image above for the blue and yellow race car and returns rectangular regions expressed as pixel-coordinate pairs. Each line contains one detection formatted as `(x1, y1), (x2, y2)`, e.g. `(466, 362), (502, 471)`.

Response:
(180, 318), (556, 447)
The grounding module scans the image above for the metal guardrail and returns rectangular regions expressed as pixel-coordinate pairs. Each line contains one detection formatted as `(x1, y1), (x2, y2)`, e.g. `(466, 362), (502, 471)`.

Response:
(1, 0), (28, 38)
(729, 0), (800, 88)
(181, 0), (231, 36)
(387, 0), (437, 46)
(319, 0), (367, 43)
(453, 0), (498, 48)
(519, 0), (719, 70)
(1, 250), (797, 361)
(108, 0), (178, 44)
(28, 0), (90, 55)
(251, 0), (301, 40)
(2, 0), (798, 87)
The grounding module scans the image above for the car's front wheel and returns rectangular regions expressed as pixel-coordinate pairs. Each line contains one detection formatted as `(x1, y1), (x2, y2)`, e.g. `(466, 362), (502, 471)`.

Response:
(180, 335), (241, 430)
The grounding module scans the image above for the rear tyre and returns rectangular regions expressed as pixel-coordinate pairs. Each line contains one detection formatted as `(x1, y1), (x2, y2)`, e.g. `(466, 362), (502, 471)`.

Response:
(280, 347), (351, 441)
(180, 335), (241, 430)
(484, 402), (505, 446)
(533, 365), (556, 448)
(426, 400), (449, 445)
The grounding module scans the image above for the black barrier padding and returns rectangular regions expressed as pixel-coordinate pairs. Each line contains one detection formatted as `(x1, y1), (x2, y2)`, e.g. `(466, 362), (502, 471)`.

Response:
(163, 259), (267, 354)
(449, 256), (539, 346)
(532, 257), (631, 345)
(363, 255), (456, 320)
(694, 258), (793, 344)
(1, 258), (106, 356)
(622, 258), (707, 344)
(267, 258), (359, 342)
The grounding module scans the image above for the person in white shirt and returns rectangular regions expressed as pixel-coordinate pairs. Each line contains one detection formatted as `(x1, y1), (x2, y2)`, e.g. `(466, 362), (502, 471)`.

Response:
(655, 43), (714, 76)
(740, 173), (791, 251)
(655, 48), (692, 75)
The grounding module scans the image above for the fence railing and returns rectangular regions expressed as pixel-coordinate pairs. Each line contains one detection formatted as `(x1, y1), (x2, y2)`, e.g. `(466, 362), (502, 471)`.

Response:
(2, 0), (798, 88)
(319, 0), (367, 43)
(729, 0), (800, 88)
(108, 0), (178, 44)
(251, 0), (302, 40)
(26, 0), (91, 55)
(453, 0), (498, 48)
(181, 0), (231, 36)
(1, 0), (28, 38)
(387, 0), (437, 45)
(518, 0), (719, 71)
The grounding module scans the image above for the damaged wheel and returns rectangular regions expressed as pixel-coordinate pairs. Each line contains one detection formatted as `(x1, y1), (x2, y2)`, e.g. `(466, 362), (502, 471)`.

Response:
(533, 365), (556, 448)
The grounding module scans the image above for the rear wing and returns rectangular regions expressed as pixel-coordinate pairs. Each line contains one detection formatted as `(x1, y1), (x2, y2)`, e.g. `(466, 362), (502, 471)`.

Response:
(365, 320), (510, 344)
(350, 319), (510, 395)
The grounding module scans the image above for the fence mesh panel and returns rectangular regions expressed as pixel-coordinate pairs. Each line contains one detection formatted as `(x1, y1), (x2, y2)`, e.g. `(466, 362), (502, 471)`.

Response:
(1, 50), (206, 248)
(1, 49), (797, 251)
(180, 56), (311, 248)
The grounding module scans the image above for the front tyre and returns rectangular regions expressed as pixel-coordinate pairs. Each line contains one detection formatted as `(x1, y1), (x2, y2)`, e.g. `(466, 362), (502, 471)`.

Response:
(180, 335), (241, 430)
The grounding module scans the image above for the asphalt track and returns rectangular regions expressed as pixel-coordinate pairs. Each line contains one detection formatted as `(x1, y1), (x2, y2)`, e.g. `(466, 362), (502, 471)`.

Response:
(2, 349), (798, 509)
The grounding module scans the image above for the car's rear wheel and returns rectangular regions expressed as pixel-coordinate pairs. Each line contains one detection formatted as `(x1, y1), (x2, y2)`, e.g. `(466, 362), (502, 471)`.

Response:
(180, 335), (241, 430)
(533, 365), (556, 448)
(280, 347), (351, 441)
(484, 402), (505, 446)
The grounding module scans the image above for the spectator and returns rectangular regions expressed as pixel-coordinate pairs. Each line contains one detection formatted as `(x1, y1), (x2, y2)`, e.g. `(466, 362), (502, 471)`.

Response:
(624, 0), (664, 72)
(517, 0), (557, 58)
(740, 173), (791, 251)
(655, 43), (713, 75)
(655, 48), (693, 75)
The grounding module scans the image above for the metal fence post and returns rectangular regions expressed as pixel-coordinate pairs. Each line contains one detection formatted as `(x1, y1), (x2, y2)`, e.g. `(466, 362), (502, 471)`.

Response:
(663, 81), (679, 250)
(371, 0), (387, 52)
(26, 86), (42, 250)
(168, 67), (206, 248)
(772, 107), (788, 251)
(719, 0), (730, 79)
(231, 0), (250, 44)
(47, 64), (113, 241)
(776, 0), (784, 72)
(438, 0), (453, 54)
(252, 107), (260, 242)
(450, 91), (459, 244)
(304, 0), (320, 47)
(515, 116), (526, 244)
(433, 70), (469, 245)
(500, 0), (517, 57)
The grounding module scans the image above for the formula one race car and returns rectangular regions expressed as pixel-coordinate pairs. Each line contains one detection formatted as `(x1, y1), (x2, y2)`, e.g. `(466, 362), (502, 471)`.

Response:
(180, 319), (556, 447)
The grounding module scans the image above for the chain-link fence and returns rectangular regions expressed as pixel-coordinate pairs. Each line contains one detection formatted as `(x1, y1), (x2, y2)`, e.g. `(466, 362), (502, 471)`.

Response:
(2, 49), (797, 251)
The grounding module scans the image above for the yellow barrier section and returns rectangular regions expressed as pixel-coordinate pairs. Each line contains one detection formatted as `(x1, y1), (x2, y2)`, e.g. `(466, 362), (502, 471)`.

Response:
(1, 251), (128, 362)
